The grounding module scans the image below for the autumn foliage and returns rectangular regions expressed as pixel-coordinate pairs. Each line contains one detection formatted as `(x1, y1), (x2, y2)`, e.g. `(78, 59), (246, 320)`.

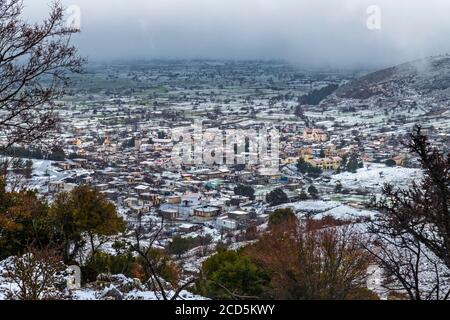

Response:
(200, 214), (376, 300)
(247, 221), (375, 300)
(0, 181), (125, 263)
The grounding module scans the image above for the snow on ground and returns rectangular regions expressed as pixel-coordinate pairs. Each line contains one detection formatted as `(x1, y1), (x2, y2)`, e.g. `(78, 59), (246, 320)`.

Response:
(276, 200), (376, 220)
(0, 258), (16, 300)
(72, 287), (207, 301)
(1, 257), (206, 301)
(183, 225), (222, 243)
(31, 159), (63, 179)
(5, 157), (93, 193)
(330, 163), (423, 193)
(320, 205), (375, 220)
(278, 200), (338, 213)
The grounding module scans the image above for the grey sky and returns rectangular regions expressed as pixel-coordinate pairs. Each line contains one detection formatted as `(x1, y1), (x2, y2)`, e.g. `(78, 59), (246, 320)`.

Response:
(24, 0), (450, 69)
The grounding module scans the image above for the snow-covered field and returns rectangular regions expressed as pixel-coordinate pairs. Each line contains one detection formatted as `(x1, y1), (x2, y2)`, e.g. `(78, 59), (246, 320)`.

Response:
(2, 157), (68, 193)
(276, 200), (376, 220)
(330, 163), (423, 193)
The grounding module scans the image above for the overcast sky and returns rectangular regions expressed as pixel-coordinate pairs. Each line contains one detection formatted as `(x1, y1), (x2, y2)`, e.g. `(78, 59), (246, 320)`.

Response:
(24, 0), (450, 69)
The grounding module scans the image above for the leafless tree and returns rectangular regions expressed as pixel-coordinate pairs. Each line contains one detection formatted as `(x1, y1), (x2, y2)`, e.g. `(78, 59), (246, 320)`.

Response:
(247, 221), (375, 300)
(0, 0), (84, 151)
(128, 213), (197, 300)
(365, 229), (450, 300)
(0, 157), (25, 191)
(368, 126), (450, 300)
(1, 245), (70, 300)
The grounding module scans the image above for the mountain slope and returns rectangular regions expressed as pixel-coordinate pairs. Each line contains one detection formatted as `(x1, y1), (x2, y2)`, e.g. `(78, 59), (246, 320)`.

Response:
(335, 55), (450, 100)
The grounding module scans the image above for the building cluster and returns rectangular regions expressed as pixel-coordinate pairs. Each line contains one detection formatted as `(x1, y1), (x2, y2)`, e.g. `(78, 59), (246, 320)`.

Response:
(6, 61), (448, 242)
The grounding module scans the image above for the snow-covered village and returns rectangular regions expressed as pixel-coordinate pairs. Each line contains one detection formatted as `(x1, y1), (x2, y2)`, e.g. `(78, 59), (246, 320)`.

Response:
(0, 0), (450, 309)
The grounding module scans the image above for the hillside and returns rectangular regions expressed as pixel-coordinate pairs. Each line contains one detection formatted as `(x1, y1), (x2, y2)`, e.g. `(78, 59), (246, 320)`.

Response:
(335, 55), (450, 100)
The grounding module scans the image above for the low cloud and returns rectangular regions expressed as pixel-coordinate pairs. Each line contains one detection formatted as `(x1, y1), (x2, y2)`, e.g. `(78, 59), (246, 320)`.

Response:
(24, 0), (450, 69)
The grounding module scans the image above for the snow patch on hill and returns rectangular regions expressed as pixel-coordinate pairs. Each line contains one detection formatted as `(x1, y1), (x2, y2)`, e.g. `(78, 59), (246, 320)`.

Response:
(331, 163), (422, 192)
(276, 200), (376, 220)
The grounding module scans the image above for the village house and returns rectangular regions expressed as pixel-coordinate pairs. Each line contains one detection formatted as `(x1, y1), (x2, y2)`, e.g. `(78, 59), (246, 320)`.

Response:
(228, 210), (254, 220)
(55, 160), (82, 171)
(216, 216), (238, 230)
(303, 128), (329, 142)
(166, 195), (182, 204)
(308, 156), (342, 170)
(299, 147), (313, 158)
(193, 206), (222, 219)
(158, 194), (203, 220)
(256, 169), (282, 184)
(159, 204), (181, 220)
(229, 195), (249, 207)
(48, 181), (65, 193)
(101, 189), (119, 201)
(72, 158), (89, 168)
(282, 156), (300, 165)
(324, 144), (340, 157)
(123, 197), (150, 216)
(194, 168), (231, 180)
(177, 223), (202, 233)
(49, 181), (77, 194)
(140, 193), (164, 206)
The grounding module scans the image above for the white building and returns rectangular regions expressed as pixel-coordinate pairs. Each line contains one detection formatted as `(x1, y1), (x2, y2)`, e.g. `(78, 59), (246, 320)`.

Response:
(216, 216), (238, 230)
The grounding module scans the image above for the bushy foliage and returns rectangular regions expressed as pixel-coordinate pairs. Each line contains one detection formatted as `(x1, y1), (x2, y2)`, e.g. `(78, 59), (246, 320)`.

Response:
(48, 146), (66, 161)
(50, 185), (126, 261)
(246, 223), (375, 300)
(234, 184), (255, 200)
(0, 179), (52, 260)
(141, 248), (181, 287)
(308, 185), (319, 198)
(0, 183), (125, 264)
(297, 158), (323, 176)
(199, 216), (376, 300)
(266, 189), (289, 206)
(198, 249), (270, 299)
(298, 84), (339, 106)
(166, 236), (200, 257)
(385, 159), (397, 167)
(83, 251), (139, 283)
(268, 208), (296, 227)
(341, 154), (364, 173)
